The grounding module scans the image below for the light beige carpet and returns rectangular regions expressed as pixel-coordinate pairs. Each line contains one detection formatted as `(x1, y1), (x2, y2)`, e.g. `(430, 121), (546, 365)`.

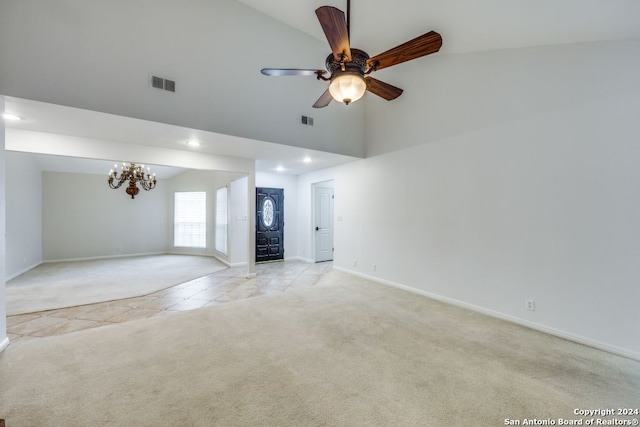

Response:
(1, 271), (638, 426)
(5, 255), (227, 315)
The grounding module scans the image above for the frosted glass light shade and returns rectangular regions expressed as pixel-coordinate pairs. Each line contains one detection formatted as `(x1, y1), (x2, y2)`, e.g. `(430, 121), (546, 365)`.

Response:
(329, 73), (367, 105)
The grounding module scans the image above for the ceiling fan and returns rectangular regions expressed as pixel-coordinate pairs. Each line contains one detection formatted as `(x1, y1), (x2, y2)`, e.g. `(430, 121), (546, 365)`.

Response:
(260, 0), (442, 108)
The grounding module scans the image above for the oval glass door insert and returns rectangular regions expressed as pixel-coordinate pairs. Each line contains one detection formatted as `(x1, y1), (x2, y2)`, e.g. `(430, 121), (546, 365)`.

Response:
(263, 198), (274, 227)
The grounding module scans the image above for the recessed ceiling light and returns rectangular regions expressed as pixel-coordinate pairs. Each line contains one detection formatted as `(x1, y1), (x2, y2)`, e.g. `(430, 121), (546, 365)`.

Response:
(303, 157), (312, 163)
(185, 140), (200, 147)
(2, 113), (22, 121)
(276, 166), (285, 172)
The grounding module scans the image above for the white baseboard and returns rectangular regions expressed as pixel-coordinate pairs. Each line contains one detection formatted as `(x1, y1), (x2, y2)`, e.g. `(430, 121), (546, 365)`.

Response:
(44, 251), (166, 264)
(285, 256), (315, 264)
(0, 337), (9, 354)
(209, 254), (230, 267)
(334, 267), (640, 362)
(250, 257), (316, 264)
(166, 250), (209, 256)
(230, 261), (247, 268)
(6, 261), (42, 281)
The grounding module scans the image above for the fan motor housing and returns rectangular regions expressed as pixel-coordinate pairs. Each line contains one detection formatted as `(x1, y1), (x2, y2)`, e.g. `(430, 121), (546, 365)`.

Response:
(325, 48), (370, 77)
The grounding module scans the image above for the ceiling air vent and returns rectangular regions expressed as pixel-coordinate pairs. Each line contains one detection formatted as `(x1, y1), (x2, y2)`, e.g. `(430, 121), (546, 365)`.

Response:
(150, 75), (176, 93)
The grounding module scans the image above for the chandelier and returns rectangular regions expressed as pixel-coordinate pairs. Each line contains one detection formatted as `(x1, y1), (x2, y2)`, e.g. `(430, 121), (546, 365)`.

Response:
(108, 162), (157, 199)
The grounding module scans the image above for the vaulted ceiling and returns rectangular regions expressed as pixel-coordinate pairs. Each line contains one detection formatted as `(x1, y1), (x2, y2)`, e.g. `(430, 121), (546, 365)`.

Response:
(237, 0), (640, 55)
(3, 0), (640, 176)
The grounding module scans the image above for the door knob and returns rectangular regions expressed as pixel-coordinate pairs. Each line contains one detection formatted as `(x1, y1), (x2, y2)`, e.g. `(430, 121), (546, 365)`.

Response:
(315, 226), (319, 231)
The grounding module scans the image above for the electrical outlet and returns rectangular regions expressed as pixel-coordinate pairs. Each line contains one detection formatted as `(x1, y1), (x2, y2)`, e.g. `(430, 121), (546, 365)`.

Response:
(526, 299), (535, 311)
(353, 260), (357, 267)
(372, 264), (377, 271)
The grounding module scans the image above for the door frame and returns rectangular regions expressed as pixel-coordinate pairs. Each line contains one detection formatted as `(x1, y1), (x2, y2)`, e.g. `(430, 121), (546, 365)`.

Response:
(255, 187), (284, 263)
(312, 180), (334, 263)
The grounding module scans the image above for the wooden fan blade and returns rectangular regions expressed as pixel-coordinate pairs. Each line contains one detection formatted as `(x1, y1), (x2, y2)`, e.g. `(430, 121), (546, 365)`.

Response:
(365, 77), (403, 101)
(315, 6), (352, 62)
(366, 31), (442, 71)
(261, 68), (326, 77)
(313, 89), (333, 108)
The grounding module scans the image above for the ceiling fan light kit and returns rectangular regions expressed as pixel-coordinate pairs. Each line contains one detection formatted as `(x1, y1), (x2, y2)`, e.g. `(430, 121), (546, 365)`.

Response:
(329, 73), (366, 105)
(260, 1), (442, 108)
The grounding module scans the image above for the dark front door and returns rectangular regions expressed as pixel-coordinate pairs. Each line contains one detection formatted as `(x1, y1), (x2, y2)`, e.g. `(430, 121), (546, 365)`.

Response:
(256, 187), (284, 262)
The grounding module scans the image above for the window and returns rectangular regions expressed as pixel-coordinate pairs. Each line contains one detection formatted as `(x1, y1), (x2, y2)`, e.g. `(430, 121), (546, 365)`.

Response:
(215, 187), (228, 255)
(174, 192), (206, 248)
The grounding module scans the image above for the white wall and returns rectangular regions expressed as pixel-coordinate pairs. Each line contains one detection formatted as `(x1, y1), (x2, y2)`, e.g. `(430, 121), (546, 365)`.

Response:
(0, 0), (365, 158)
(6, 160), (249, 266)
(297, 171), (344, 263)
(5, 152), (43, 278)
(6, 129), (255, 274)
(167, 169), (246, 262)
(43, 172), (169, 260)
(256, 172), (299, 261)
(42, 169), (249, 263)
(365, 39), (640, 157)
(229, 176), (249, 266)
(1, 97), (8, 351)
(297, 39), (640, 359)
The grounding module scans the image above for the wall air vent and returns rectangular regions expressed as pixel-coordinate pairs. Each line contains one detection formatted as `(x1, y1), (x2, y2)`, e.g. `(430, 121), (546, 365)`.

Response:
(151, 75), (176, 93)
(151, 75), (164, 89)
(164, 79), (175, 92)
(301, 115), (314, 126)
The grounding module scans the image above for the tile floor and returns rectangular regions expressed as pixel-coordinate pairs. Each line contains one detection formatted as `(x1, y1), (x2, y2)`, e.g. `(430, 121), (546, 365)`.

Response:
(7, 260), (333, 344)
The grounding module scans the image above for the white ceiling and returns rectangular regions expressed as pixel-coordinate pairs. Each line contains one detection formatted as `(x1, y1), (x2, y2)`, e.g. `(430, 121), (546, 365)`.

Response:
(3, 0), (640, 176)
(3, 96), (359, 176)
(29, 153), (185, 180)
(237, 0), (640, 56)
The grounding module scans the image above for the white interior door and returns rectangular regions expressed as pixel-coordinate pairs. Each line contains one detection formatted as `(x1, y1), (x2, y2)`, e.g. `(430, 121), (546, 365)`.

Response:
(314, 186), (334, 262)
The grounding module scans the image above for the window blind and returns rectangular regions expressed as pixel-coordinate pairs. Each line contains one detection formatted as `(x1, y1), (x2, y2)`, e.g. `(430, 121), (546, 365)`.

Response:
(215, 187), (228, 255)
(174, 191), (207, 248)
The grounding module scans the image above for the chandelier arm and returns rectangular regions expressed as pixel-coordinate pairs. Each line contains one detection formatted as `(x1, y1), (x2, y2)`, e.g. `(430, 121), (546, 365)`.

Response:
(139, 180), (157, 191)
(108, 175), (128, 189)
